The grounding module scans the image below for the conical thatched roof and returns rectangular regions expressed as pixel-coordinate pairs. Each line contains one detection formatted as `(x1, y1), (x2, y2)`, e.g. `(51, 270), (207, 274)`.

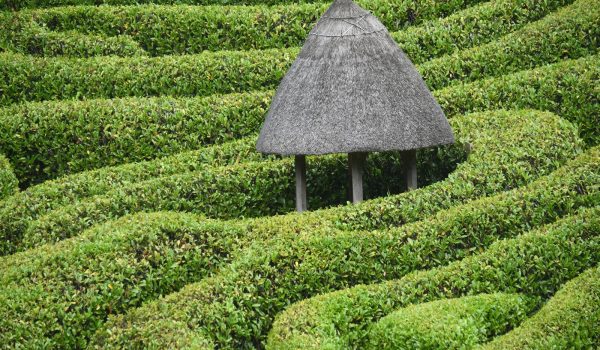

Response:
(256, 0), (454, 155)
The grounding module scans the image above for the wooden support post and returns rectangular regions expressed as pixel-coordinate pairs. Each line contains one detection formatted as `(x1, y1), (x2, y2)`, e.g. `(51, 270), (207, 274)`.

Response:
(295, 155), (308, 212)
(349, 152), (367, 204)
(401, 149), (417, 191)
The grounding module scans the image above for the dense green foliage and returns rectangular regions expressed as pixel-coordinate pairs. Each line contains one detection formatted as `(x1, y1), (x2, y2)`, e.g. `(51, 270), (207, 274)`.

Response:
(0, 0), (597, 348)
(0, 19), (146, 56)
(0, 154), (18, 200)
(2, 53), (597, 187)
(0, 91), (271, 185)
(392, 0), (575, 64)
(365, 294), (536, 350)
(3, 109), (578, 256)
(94, 146), (599, 349)
(266, 206), (600, 349)
(480, 266), (600, 349)
(2, 2), (596, 107)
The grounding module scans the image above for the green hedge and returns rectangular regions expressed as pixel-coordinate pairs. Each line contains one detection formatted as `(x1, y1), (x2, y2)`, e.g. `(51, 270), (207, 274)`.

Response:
(0, 154), (18, 200)
(420, 0), (600, 90)
(3, 0), (554, 56)
(0, 48), (295, 106)
(2, 2), (595, 107)
(16, 144), (460, 254)
(0, 115), (592, 348)
(366, 294), (536, 350)
(0, 18), (146, 57)
(0, 212), (249, 349)
(435, 55), (599, 146)
(0, 137), (266, 255)
(93, 145), (600, 349)
(391, 0), (575, 64)
(11, 109), (577, 254)
(265, 206), (600, 349)
(2, 53), (597, 188)
(1, 0), (567, 59)
(479, 266), (600, 349)
(0, 91), (271, 186)
(0, 54), (594, 255)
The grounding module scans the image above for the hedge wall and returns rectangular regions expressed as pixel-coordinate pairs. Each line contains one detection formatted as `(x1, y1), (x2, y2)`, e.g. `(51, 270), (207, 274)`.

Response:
(8, 109), (578, 254)
(0, 18), (146, 57)
(0, 137), (268, 254)
(0, 154), (18, 201)
(420, 0), (600, 90)
(391, 0), (575, 64)
(93, 146), (600, 349)
(366, 294), (536, 350)
(0, 0), (484, 34)
(0, 212), (249, 349)
(3, 0), (567, 56)
(16, 144), (459, 254)
(0, 121), (593, 348)
(2, 52), (597, 188)
(0, 54), (594, 255)
(1, 2), (595, 107)
(265, 206), (600, 349)
(0, 91), (271, 186)
(479, 266), (600, 349)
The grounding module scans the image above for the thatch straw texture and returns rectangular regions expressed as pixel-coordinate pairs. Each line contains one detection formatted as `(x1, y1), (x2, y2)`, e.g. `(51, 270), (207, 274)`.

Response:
(257, 0), (454, 155)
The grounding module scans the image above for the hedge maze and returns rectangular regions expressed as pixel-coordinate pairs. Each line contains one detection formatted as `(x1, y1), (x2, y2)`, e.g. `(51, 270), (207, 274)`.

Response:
(0, 0), (598, 348)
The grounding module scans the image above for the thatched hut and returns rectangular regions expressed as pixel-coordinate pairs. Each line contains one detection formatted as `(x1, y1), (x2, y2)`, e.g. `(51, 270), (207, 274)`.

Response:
(257, 0), (454, 211)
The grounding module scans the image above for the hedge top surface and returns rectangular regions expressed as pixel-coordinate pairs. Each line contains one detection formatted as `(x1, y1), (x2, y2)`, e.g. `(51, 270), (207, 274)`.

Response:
(256, 0), (453, 155)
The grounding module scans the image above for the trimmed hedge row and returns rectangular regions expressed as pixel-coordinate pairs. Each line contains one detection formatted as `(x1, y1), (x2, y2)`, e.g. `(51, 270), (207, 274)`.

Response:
(11, 109), (577, 254)
(366, 293), (536, 350)
(2, 3), (595, 107)
(391, 0), (575, 64)
(0, 154), (18, 200)
(16, 143), (460, 254)
(0, 0), (568, 60)
(0, 48), (295, 106)
(4, 0), (558, 56)
(0, 55), (594, 255)
(0, 122), (593, 348)
(0, 212), (249, 349)
(420, 0), (600, 90)
(2, 53), (598, 189)
(93, 145), (600, 349)
(435, 55), (599, 146)
(265, 206), (600, 349)
(0, 18), (146, 57)
(479, 266), (600, 349)
(0, 91), (271, 186)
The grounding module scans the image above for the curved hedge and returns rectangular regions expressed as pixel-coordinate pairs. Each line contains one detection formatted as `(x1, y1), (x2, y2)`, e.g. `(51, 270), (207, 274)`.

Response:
(391, 0), (575, 64)
(4, 0), (566, 56)
(12, 109), (577, 254)
(0, 154), (18, 200)
(0, 19), (146, 57)
(1, 0), (488, 32)
(479, 266), (600, 349)
(0, 113), (592, 349)
(0, 53), (595, 255)
(2, 1), (596, 107)
(265, 206), (600, 349)
(93, 145), (599, 349)
(365, 294), (536, 350)
(420, 0), (600, 90)
(0, 212), (248, 349)
(0, 137), (265, 255)
(17, 144), (459, 254)
(2, 53), (597, 188)
(0, 91), (271, 186)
